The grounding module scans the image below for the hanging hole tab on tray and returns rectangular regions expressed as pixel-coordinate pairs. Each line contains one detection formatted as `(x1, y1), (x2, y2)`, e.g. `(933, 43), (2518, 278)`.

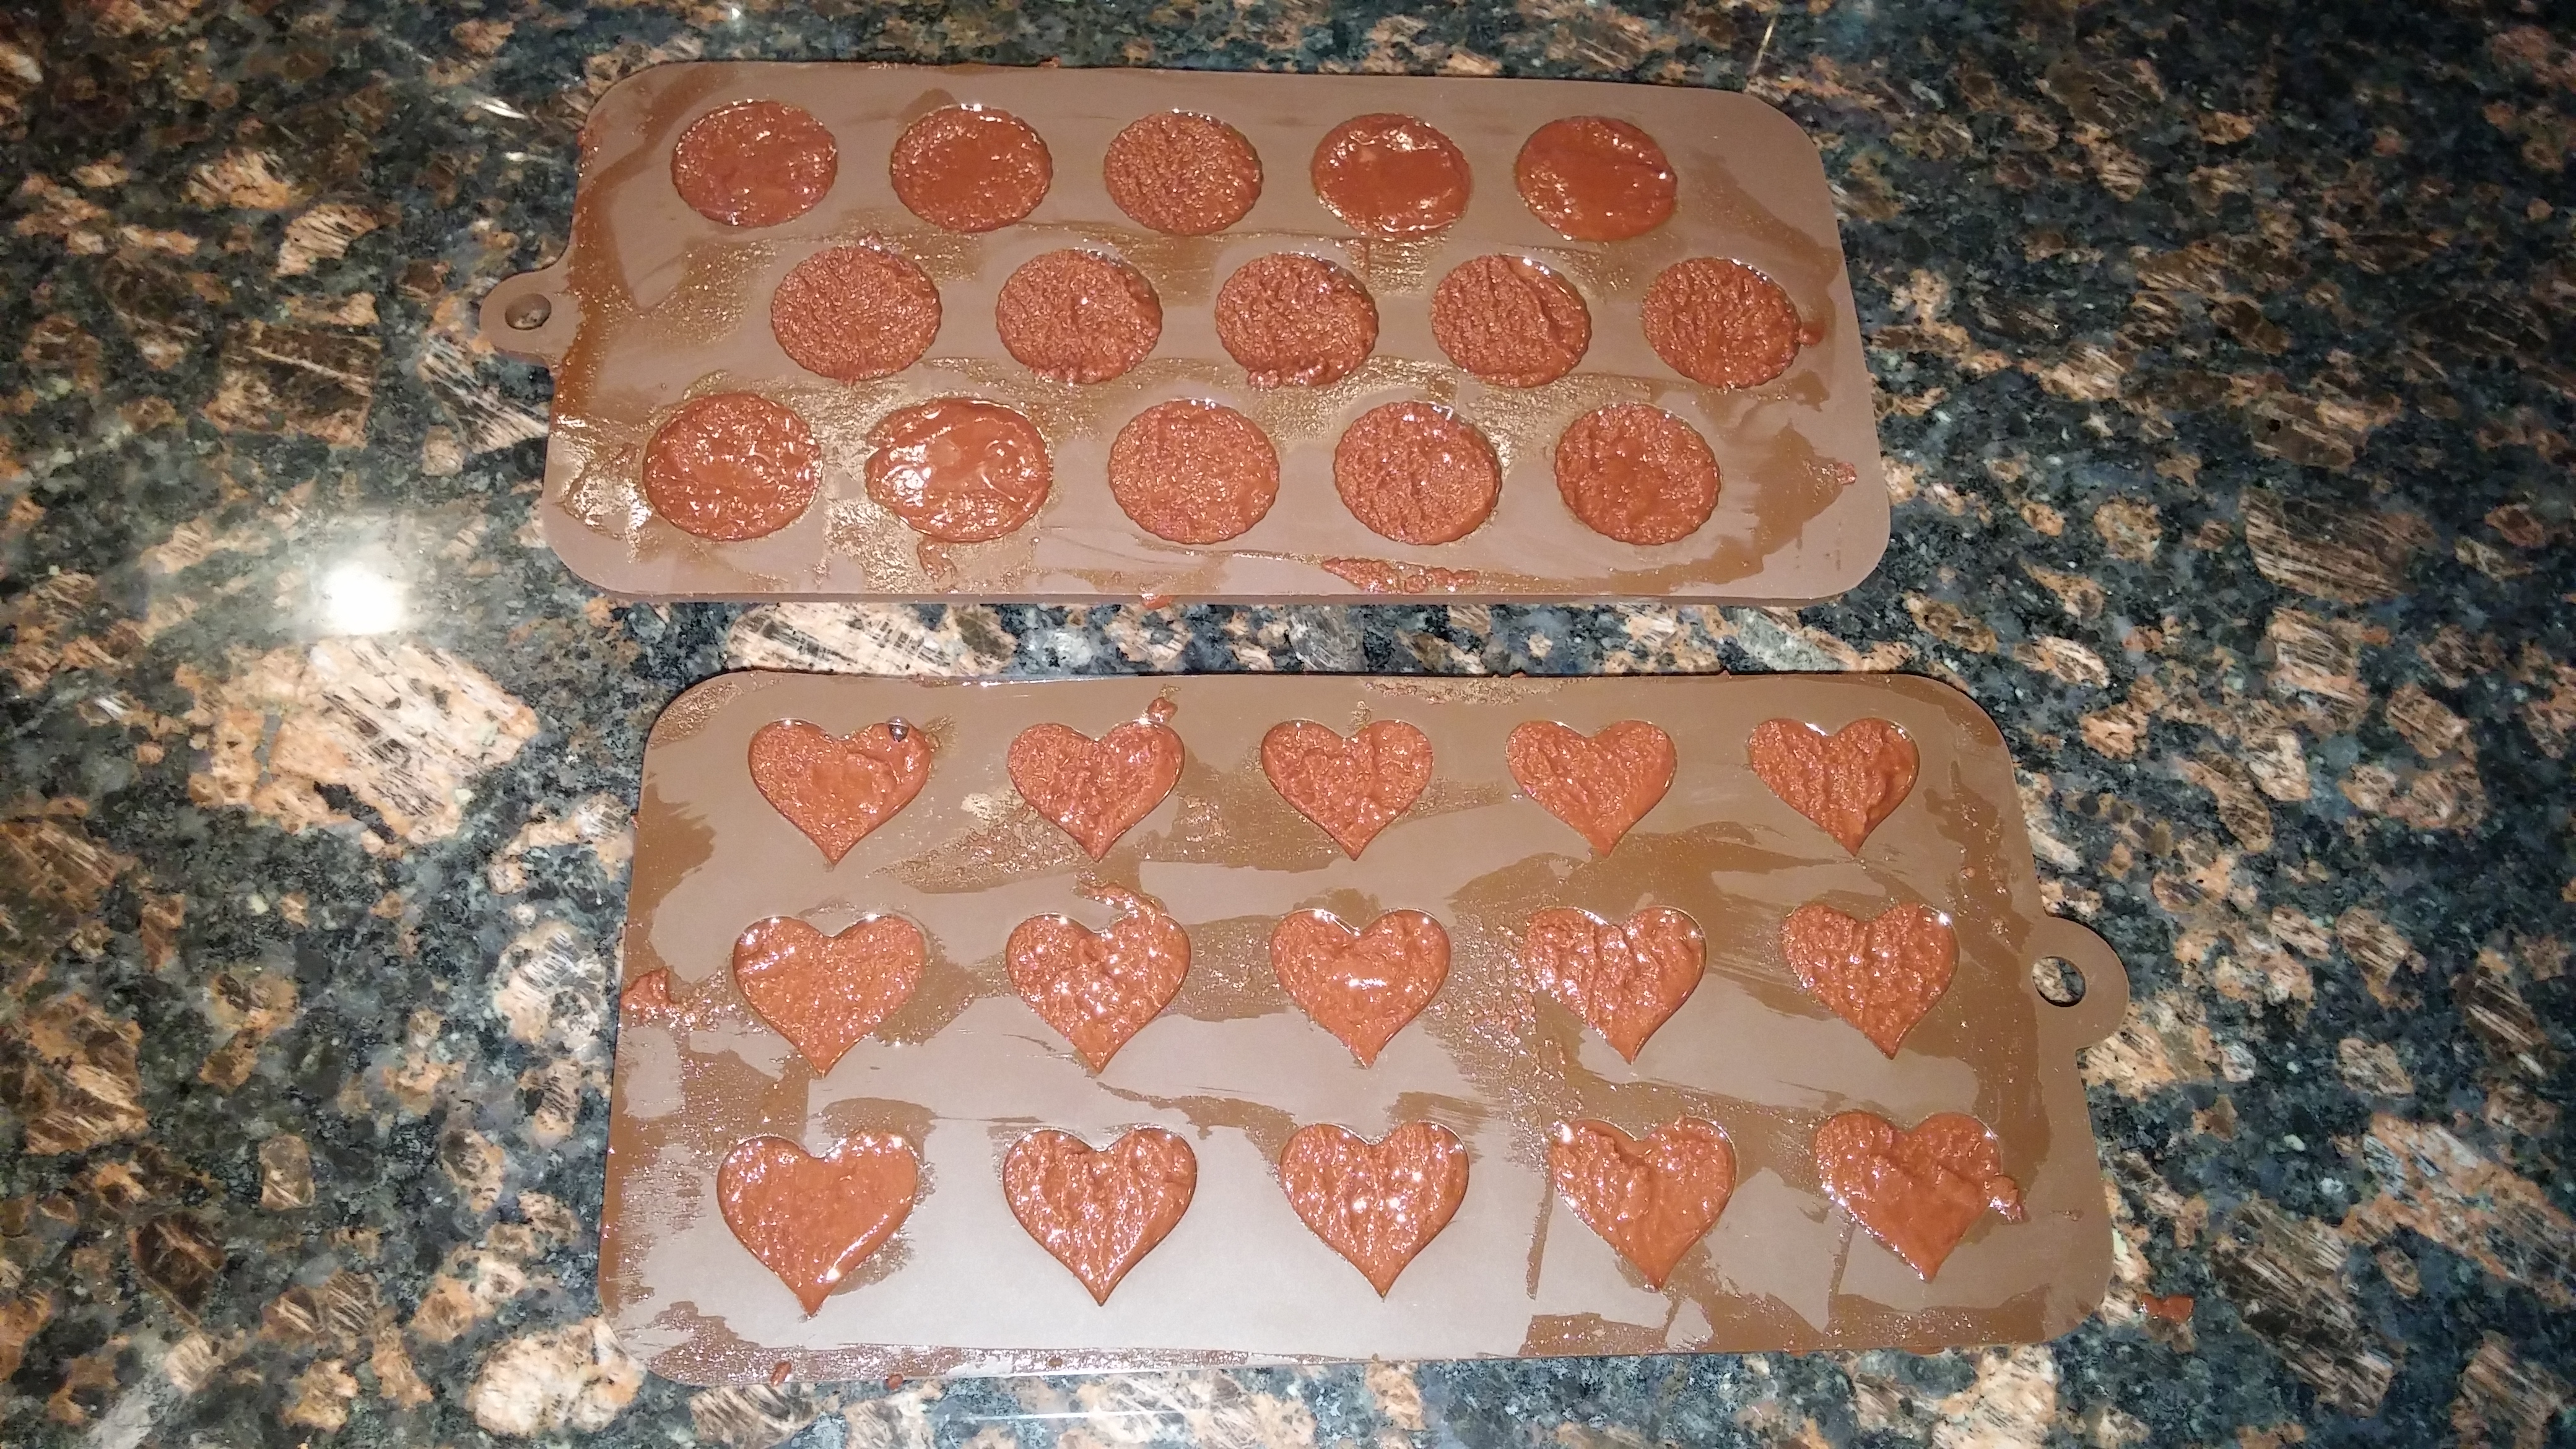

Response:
(504, 294), (553, 330)
(477, 261), (576, 365)
(2026, 916), (2130, 1050)
(2030, 955), (2085, 1006)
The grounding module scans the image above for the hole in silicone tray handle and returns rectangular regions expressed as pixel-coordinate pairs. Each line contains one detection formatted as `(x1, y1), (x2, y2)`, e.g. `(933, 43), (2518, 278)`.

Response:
(2027, 916), (2129, 1047)
(2030, 956), (2085, 1006)
(504, 294), (554, 330)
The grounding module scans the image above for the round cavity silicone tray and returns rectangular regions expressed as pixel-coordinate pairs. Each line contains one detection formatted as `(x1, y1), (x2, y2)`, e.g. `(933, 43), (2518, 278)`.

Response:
(481, 64), (1891, 603)
(603, 673), (2129, 1383)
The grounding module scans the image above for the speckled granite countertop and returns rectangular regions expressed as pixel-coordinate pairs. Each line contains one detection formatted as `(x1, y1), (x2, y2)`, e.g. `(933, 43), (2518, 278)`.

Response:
(2, 2), (2571, 1446)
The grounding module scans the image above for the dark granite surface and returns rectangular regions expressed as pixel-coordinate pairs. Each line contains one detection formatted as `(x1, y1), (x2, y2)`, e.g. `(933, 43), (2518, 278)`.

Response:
(2, 0), (2573, 1445)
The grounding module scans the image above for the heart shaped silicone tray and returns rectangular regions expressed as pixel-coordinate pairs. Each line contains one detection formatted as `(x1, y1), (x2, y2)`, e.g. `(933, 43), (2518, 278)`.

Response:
(481, 63), (1889, 603)
(603, 672), (2128, 1383)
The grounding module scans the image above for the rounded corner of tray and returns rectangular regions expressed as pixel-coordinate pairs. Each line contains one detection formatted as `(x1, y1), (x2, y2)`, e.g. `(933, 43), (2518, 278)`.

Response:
(1866, 669), (1997, 734)
(653, 671), (768, 736)
(2039, 1216), (2123, 1344)
(2039, 1282), (2113, 1344)
(602, 56), (720, 103)
(1721, 89), (1832, 160)
(533, 510), (658, 599)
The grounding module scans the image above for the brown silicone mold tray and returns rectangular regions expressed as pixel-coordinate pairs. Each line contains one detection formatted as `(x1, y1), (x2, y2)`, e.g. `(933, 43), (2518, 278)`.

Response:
(603, 672), (2128, 1383)
(481, 63), (1888, 603)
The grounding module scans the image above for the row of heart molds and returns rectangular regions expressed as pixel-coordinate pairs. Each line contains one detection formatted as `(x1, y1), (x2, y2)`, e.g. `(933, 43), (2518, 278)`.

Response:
(606, 671), (2133, 1380)
(670, 890), (1960, 1076)
(751, 711), (1922, 867)
(718, 1108), (2024, 1320)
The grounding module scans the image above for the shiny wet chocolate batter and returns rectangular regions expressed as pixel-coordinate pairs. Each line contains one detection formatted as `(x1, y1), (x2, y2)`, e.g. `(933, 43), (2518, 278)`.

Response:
(1430, 254), (1591, 388)
(731, 915), (925, 1073)
(746, 719), (934, 863)
(716, 1134), (918, 1315)
(770, 244), (941, 382)
(1006, 702), (1185, 860)
(1269, 908), (1448, 1066)
(671, 99), (838, 228)
(1503, 718), (1677, 855)
(1513, 116), (1676, 242)
(1551, 403), (1720, 546)
(1107, 399), (1279, 544)
(1779, 902), (1956, 1057)
(1746, 717), (1919, 854)
(1521, 906), (1705, 1063)
(640, 391), (822, 541)
(1104, 111), (1264, 235)
(1813, 1112), (2025, 1281)
(994, 249), (1162, 385)
(890, 104), (1052, 232)
(1331, 401), (1500, 545)
(1004, 884), (1191, 1070)
(862, 398), (1051, 542)
(1547, 1119), (1734, 1289)
(1258, 719), (1434, 858)
(1214, 252), (1379, 388)
(1640, 256), (1802, 389)
(1310, 113), (1471, 237)
(1278, 1121), (1468, 1295)
(1004, 1128), (1197, 1303)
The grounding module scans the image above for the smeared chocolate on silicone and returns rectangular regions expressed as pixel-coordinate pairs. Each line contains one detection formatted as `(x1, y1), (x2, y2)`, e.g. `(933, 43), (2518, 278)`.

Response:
(1006, 698), (1184, 859)
(1214, 253), (1378, 388)
(1640, 257), (1802, 389)
(1513, 116), (1676, 242)
(541, 66), (1901, 611)
(1747, 717), (1918, 853)
(1311, 113), (1471, 238)
(1005, 883), (1191, 1071)
(1523, 907), (1705, 1062)
(890, 105), (1052, 233)
(1259, 719), (1432, 857)
(733, 915), (925, 1073)
(1814, 1112), (2025, 1281)
(1780, 902), (1955, 1057)
(994, 250), (1162, 385)
(611, 668), (2127, 1375)
(718, 1134), (918, 1315)
(1270, 909), (1449, 1066)
(1004, 1128), (1197, 1303)
(1278, 1122), (1468, 1295)
(1549, 1119), (1734, 1289)
(1430, 255), (1591, 388)
(622, 968), (682, 1019)
(1505, 719), (1676, 853)
(671, 100), (838, 228)
(863, 398), (1051, 543)
(1107, 401), (1278, 544)
(642, 392), (822, 542)
(1104, 111), (1263, 235)
(1332, 401), (1501, 546)
(748, 719), (933, 863)
(770, 245), (942, 381)
(1318, 559), (1479, 594)
(1552, 404), (1720, 546)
